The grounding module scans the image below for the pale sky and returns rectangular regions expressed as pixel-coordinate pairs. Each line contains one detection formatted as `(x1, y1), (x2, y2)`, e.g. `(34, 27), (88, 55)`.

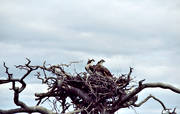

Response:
(0, 0), (180, 114)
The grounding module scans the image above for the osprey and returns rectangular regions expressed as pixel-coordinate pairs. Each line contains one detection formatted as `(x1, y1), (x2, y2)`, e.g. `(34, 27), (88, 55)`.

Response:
(95, 59), (113, 77)
(85, 59), (95, 74)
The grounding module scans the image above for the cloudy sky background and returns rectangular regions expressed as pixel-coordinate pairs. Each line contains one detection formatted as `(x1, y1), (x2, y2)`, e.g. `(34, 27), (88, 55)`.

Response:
(0, 0), (180, 113)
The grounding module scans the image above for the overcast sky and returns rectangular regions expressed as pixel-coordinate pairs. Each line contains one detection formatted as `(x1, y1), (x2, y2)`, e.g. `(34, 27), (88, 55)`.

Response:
(0, 0), (180, 114)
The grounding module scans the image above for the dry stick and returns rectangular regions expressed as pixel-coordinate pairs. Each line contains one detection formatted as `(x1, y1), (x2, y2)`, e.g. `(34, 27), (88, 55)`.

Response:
(3, 62), (13, 80)
(0, 60), (54, 114)
(133, 94), (166, 110)
(112, 81), (180, 112)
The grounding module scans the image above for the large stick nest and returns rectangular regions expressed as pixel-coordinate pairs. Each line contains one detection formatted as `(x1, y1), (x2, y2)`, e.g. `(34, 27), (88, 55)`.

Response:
(35, 64), (137, 113)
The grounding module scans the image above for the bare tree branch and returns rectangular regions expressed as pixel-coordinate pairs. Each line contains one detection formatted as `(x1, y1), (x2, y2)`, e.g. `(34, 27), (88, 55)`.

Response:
(0, 60), (55, 114)
(112, 81), (180, 112)
(0, 60), (179, 114)
(144, 83), (180, 93)
(0, 106), (54, 114)
(133, 94), (166, 110)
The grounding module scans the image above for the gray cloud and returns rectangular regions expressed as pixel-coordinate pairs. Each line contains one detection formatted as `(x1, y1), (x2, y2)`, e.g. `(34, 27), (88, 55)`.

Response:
(0, 0), (180, 113)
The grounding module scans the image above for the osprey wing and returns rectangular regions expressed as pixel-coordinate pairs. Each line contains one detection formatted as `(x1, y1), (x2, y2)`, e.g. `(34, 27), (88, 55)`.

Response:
(101, 66), (112, 77)
(95, 65), (112, 77)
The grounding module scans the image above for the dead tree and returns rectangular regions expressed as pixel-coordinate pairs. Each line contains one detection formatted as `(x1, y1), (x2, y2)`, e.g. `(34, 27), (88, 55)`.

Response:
(0, 59), (179, 114)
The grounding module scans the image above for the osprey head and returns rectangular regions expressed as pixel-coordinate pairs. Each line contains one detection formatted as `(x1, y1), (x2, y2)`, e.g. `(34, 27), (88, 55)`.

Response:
(97, 59), (105, 65)
(87, 59), (95, 64)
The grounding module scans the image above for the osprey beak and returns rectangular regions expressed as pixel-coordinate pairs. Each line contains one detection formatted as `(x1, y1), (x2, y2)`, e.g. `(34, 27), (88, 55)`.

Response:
(101, 59), (105, 62)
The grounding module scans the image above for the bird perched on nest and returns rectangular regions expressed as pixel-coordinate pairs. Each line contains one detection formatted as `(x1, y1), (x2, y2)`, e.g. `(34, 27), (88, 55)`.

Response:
(85, 59), (95, 75)
(85, 59), (113, 77)
(94, 59), (113, 77)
